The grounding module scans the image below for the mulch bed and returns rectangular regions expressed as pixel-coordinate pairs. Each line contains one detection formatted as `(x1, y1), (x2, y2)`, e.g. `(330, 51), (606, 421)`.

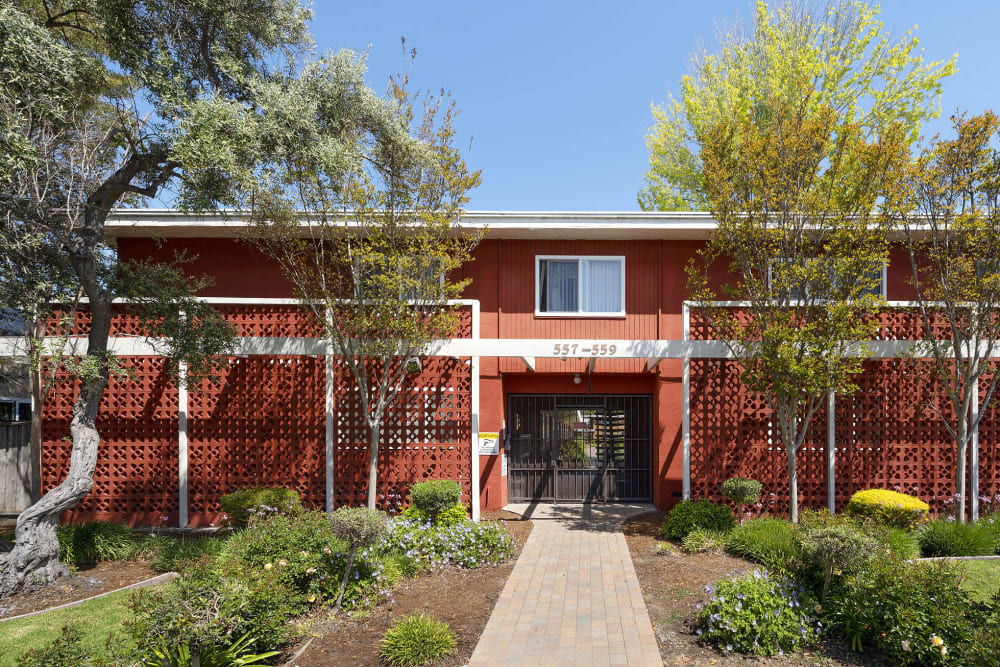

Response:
(0, 559), (159, 619)
(623, 511), (874, 666)
(289, 510), (533, 666)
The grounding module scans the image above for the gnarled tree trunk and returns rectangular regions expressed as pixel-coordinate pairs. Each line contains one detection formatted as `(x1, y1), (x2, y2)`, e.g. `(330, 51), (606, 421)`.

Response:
(0, 378), (105, 597)
(1, 203), (113, 599)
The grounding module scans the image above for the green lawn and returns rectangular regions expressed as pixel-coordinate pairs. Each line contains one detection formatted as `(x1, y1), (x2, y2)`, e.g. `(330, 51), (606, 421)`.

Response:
(0, 589), (134, 666)
(955, 558), (1000, 603)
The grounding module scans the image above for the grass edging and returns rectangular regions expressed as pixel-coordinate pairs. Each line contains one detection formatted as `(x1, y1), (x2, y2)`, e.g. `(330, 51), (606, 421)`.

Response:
(0, 571), (177, 623)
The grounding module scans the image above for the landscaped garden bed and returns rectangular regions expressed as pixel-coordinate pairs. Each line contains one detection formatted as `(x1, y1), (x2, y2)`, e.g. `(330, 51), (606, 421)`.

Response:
(292, 509), (532, 666)
(625, 486), (1000, 666)
(0, 482), (530, 666)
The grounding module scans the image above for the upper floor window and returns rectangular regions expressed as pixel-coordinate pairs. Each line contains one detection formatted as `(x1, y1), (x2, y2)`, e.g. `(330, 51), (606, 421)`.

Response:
(536, 256), (625, 316)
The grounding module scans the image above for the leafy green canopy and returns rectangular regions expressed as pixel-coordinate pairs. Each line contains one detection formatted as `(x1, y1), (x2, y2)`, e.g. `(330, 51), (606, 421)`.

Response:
(688, 97), (909, 522)
(640, 0), (956, 211)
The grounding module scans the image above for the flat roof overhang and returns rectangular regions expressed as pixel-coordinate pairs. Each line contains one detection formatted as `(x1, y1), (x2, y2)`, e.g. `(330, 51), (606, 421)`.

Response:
(104, 209), (720, 240)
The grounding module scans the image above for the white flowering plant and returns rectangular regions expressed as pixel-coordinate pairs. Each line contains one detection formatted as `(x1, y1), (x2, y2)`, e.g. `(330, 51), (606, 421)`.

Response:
(694, 570), (820, 656)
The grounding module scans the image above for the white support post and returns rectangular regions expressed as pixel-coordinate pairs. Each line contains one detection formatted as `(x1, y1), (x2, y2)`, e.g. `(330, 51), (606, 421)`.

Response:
(682, 302), (691, 500)
(177, 360), (189, 528)
(325, 308), (335, 513)
(971, 379), (979, 521)
(470, 300), (481, 522)
(827, 390), (836, 513)
(325, 354), (335, 513)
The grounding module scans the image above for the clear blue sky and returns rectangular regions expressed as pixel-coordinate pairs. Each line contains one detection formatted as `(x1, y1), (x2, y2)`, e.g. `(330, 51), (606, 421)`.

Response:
(310, 1), (998, 211)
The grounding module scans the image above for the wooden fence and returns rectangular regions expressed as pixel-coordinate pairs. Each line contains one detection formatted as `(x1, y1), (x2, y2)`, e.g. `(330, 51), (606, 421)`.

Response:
(0, 422), (32, 514)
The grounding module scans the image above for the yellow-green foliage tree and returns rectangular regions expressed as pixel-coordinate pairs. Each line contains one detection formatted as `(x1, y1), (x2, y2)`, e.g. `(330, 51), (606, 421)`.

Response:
(688, 96), (908, 522)
(897, 112), (1000, 523)
(640, 0), (956, 211)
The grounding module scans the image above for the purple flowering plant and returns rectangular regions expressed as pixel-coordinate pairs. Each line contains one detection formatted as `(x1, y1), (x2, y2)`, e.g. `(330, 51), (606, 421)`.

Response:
(693, 570), (820, 656)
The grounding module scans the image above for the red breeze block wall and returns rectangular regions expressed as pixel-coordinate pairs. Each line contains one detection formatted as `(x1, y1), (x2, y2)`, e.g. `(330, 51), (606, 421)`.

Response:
(42, 305), (473, 526)
(688, 309), (995, 516)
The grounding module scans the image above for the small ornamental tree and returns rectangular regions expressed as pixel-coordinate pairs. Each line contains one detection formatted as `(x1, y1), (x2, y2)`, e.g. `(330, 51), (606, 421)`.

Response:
(897, 112), (1000, 522)
(328, 507), (388, 610)
(640, 0), (955, 211)
(688, 97), (908, 523)
(721, 477), (763, 523)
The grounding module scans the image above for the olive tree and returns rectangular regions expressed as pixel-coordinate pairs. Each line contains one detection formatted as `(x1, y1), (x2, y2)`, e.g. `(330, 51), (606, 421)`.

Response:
(0, 0), (309, 598)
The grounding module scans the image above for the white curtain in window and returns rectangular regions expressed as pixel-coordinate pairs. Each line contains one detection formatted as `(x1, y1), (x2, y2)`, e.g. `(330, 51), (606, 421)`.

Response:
(583, 260), (622, 312)
(545, 260), (578, 311)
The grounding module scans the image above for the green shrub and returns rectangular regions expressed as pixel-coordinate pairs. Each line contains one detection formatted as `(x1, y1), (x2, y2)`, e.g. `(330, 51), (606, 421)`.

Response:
(798, 508), (844, 530)
(328, 507), (390, 608)
(682, 527), (726, 554)
(138, 631), (279, 667)
(380, 613), (457, 666)
(16, 625), (100, 667)
(661, 499), (734, 541)
(58, 521), (136, 567)
(977, 513), (1000, 554)
(218, 486), (301, 529)
(919, 518), (996, 557)
(151, 536), (226, 573)
(400, 501), (469, 528)
(882, 527), (921, 560)
(723, 518), (798, 572)
(846, 489), (929, 529)
(721, 477), (763, 522)
(828, 556), (991, 665)
(126, 560), (305, 657)
(694, 570), (819, 656)
(219, 510), (385, 608)
(800, 524), (876, 600)
(408, 480), (463, 523)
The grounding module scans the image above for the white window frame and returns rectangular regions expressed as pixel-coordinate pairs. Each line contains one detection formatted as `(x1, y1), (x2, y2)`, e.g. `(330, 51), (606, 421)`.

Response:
(534, 255), (626, 317)
(767, 258), (887, 299)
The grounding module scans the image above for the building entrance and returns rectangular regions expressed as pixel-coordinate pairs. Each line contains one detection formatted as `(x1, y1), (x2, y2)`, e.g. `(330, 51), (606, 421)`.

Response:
(506, 395), (652, 502)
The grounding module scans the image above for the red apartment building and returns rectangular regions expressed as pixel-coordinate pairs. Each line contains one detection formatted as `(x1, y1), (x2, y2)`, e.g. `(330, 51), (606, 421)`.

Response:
(38, 211), (1000, 526)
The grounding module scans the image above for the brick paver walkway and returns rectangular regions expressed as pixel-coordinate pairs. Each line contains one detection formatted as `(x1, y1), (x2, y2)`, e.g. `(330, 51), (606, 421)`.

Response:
(470, 503), (662, 666)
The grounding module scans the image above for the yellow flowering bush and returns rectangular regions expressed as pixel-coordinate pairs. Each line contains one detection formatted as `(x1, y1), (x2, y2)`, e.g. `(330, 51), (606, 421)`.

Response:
(846, 489), (929, 529)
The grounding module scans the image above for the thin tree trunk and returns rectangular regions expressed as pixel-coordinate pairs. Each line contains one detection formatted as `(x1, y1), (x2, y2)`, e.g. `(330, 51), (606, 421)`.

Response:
(956, 424), (968, 523)
(335, 545), (357, 610)
(788, 447), (799, 524)
(367, 427), (379, 509)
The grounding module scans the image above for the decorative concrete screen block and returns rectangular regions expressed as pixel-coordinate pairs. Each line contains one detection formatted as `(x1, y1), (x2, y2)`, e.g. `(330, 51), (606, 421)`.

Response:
(687, 307), (987, 516)
(186, 355), (326, 525)
(977, 373), (1000, 508)
(688, 358), (828, 515)
(41, 356), (180, 525)
(213, 304), (324, 337)
(40, 303), (475, 526)
(332, 356), (473, 511)
(832, 359), (956, 512)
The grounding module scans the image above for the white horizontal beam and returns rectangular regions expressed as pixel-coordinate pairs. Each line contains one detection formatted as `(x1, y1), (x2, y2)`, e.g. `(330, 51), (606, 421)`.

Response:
(3, 336), (993, 360)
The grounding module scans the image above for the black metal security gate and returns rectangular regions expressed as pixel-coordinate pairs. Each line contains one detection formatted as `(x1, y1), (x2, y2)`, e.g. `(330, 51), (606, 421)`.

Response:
(506, 395), (652, 502)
